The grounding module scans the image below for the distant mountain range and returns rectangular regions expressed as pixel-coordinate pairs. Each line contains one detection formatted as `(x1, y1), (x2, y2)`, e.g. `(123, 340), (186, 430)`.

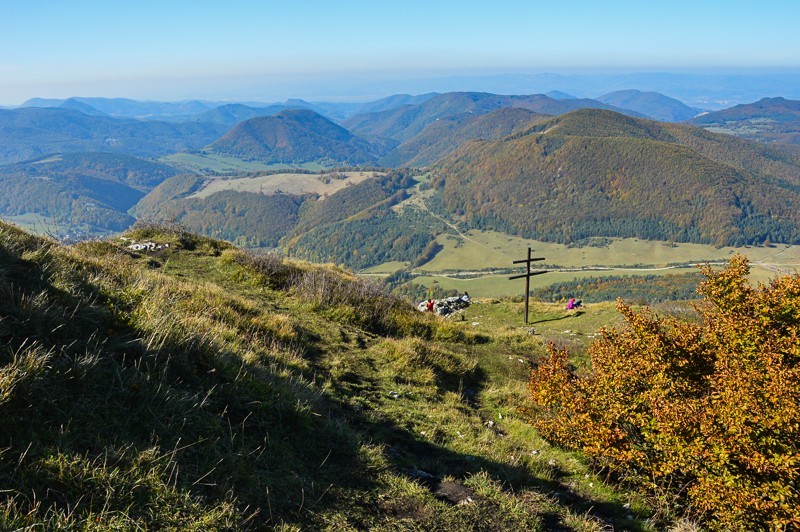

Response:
(595, 89), (704, 121)
(0, 107), (227, 165)
(21, 97), (217, 118)
(133, 108), (800, 272)
(379, 107), (549, 167)
(342, 91), (646, 142)
(688, 97), (800, 145)
(4, 90), (800, 250)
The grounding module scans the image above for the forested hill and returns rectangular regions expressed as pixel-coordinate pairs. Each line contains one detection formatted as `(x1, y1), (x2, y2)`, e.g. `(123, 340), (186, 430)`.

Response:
(688, 97), (800, 145)
(379, 107), (550, 167)
(0, 152), (184, 234)
(342, 91), (644, 142)
(206, 109), (397, 165)
(0, 107), (227, 165)
(432, 108), (800, 246)
(595, 89), (703, 121)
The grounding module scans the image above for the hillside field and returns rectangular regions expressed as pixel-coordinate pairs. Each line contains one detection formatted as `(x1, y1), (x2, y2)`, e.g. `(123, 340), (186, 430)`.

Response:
(191, 170), (384, 198)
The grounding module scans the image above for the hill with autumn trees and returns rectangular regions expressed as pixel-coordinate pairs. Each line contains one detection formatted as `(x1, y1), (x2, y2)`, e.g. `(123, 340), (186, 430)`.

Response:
(432, 108), (800, 247)
(342, 91), (645, 142)
(688, 96), (800, 145)
(206, 109), (397, 165)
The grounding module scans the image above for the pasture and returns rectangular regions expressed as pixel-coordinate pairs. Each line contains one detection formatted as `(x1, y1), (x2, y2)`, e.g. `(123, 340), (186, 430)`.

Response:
(369, 228), (800, 297)
(190, 170), (383, 199)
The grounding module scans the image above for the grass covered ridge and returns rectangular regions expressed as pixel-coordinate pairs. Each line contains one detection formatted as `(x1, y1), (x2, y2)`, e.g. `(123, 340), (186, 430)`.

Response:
(2, 221), (657, 530)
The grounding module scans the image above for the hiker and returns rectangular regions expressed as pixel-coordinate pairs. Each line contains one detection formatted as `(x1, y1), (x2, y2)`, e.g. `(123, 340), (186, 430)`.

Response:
(566, 297), (582, 310)
(426, 298), (435, 313)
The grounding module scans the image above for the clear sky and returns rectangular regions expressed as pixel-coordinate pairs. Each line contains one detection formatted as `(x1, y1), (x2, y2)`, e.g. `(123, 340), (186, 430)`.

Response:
(1, 0), (799, 105)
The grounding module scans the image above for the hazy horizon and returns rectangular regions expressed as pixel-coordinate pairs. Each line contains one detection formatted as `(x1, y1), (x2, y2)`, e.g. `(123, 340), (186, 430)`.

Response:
(2, 0), (799, 106)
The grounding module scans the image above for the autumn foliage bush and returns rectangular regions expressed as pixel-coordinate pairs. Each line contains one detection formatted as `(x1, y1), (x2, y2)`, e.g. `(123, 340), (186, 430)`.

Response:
(527, 256), (800, 529)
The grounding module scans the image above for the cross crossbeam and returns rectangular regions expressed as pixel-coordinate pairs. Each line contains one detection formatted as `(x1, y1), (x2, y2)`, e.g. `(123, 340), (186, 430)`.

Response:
(508, 247), (547, 324)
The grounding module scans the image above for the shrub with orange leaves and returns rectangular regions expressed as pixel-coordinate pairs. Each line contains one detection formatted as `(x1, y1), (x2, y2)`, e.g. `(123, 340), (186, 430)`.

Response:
(527, 255), (800, 529)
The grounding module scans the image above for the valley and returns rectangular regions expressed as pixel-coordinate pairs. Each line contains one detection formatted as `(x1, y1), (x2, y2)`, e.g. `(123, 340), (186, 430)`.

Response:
(2, 83), (800, 530)
(4, 91), (800, 302)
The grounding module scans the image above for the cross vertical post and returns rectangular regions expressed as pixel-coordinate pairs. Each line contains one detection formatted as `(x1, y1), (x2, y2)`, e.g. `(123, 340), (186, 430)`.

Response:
(509, 247), (547, 324)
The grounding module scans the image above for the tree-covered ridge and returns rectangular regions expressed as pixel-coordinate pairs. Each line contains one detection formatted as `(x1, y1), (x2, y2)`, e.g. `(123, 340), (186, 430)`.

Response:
(289, 170), (417, 236)
(0, 151), (181, 233)
(207, 109), (397, 165)
(379, 108), (549, 167)
(433, 109), (800, 246)
(134, 188), (307, 248)
(0, 107), (228, 165)
(688, 97), (800, 145)
(285, 205), (445, 270)
(595, 89), (703, 122)
(0, 152), (181, 189)
(343, 91), (645, 143)
(0, 173), (139, 233)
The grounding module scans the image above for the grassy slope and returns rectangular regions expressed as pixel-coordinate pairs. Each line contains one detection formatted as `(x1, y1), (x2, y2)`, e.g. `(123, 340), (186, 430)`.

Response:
(0, 221), (659, 530)
(191, 171), (382, 199)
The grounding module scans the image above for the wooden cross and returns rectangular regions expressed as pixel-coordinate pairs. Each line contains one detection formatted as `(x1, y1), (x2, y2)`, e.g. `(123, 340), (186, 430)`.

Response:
(509, 247), (547, 324)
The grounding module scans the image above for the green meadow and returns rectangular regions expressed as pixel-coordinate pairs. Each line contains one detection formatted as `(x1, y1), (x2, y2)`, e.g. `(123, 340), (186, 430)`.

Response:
(395, 230), (800, 297)
(191, 170), (383, 199)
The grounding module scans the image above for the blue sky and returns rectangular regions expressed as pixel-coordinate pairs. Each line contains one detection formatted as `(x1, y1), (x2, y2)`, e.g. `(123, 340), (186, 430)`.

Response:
(1, 0), (799, 104)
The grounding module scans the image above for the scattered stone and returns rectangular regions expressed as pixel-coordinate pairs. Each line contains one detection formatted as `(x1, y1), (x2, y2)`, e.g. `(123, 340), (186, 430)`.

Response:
(388, 391), (400, 399)
(433, 480), (476, 506)
(409, 468), (435, 480)
(548, 459), (557, 467)
(127, 240), (170, 252)
(530, 449), (539, 455)
(485, 420), (495, 428)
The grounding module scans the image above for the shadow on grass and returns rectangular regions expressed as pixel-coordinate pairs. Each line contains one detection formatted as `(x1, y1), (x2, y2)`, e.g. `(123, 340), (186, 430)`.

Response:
(328, 391), (646, 530)
(0, 239), (644, 530)
(529, 312), (578, 325)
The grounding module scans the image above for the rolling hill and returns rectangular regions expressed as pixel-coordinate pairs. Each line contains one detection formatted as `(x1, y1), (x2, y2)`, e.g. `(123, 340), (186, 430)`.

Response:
(688, 97), (800, 145)
(431, 108), (800, 247)
(21, 97), (217, 118)
(136, 109), (800, 271)
(342, 91), (645, 142)
(379, 107), (549, 167)
(0, 152), (183, 235)
(595, 89), (703, 121)
(189, 103), (282, 126)
(206, 109), (397, 165)
(0, 107), (228, 165)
